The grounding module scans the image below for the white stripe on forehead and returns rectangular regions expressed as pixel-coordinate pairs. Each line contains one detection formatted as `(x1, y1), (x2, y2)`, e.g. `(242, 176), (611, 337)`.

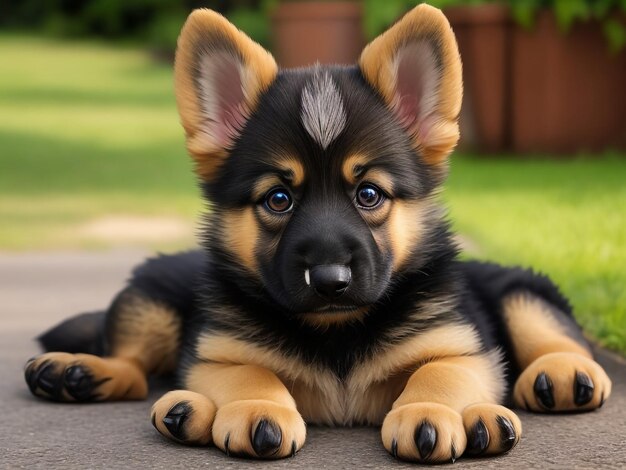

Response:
(300, 69), (347, 150)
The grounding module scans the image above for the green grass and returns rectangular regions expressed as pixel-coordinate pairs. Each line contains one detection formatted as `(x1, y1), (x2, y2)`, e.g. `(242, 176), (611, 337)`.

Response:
(1, 35), (624, 354)
(0, 35), (200, 250)
(444, 157), (626, 354)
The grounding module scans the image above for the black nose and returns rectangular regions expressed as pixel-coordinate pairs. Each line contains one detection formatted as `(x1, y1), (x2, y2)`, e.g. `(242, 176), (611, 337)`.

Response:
(308, 265), (351, 299)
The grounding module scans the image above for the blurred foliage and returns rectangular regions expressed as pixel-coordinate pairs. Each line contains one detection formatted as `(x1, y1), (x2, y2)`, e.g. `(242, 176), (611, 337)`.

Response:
(3, 1), (626, 53)
(0, 0), (273, 52)
(365, 0), (626, 51)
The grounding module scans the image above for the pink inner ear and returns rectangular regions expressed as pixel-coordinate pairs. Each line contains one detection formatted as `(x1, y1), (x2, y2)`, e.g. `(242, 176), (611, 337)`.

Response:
(393, 43), (440, 135)
(203, 53), (248, 149)
(213, 58), (246, 147)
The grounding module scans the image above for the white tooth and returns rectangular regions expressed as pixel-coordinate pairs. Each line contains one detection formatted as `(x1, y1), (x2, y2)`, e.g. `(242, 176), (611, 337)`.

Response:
(304, 269), (311, 286)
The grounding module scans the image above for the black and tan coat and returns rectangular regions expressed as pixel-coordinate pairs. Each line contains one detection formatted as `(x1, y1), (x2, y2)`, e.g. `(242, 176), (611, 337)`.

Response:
(25, 4), (611, 464)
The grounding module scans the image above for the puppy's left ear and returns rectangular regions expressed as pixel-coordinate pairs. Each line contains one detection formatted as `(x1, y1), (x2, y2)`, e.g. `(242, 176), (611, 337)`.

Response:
(175, 9), (278, 180)
(359, 4), (462, 165)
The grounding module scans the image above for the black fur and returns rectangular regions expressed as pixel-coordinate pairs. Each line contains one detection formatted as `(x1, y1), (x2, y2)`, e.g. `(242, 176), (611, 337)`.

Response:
(37, 64), (590, 400)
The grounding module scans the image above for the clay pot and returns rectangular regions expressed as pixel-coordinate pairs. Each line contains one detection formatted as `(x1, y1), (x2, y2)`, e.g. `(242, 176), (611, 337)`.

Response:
(510, 11), (626, 154)
(445, 4), (511, 153)
(271, 1), (365, 68)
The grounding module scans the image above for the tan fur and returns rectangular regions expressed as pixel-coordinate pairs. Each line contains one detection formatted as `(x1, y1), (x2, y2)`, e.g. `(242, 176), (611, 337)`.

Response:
(361, 168), (395, 196)
(184, 363), (306, 457)
(220, 207), (259, 274)
(381, 402), (466, 462)
(504, 292), (612, 411)
(513, 351), (612, 412)
(211, 399), (305, 458)
(380, 347), (510, 462)
(251, 157), (305, 200)
(298, 307), (370, 328)
(175, 9), (278, 180)
(273, 154), (305, 187)
(341, 154), (372, 185)
(502, 292), (591, 368)
(25, 352), (147, 401)
(462, 403), (522, 455)
(391, 353), (505, 412)
(109, 295), (182, 375)
(387, 199), (427, 271)
(185, 362), (297, 409)
(195, 322), (500, 425)
(151, 390), (216, 445)
(252, 175), (287, 201)
(359, 4), (462, 165)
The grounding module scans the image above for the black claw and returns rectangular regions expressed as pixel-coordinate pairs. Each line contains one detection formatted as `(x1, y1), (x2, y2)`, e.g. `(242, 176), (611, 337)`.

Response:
(574, 371), (594, 406)
(252, 419), (282, 457)
(534, 372), (555, 409)
(36, 361), (63, 399)
(466, 418), (489, 455)
(25, 360), (41, 394)
(64, 365), (98, 401)
(151, 413), (157, 429)
(414, 421), (437, 461)
(291, 440), (297, 458)
(496, 416), (517, 452)
(224, 433), (231, 456)
(391, 438), (398, 459)
(599, 391), (606, 408)
(162, 401), (191, 441)
(24, 357), (37, 371)
(450, 442), (457, 463)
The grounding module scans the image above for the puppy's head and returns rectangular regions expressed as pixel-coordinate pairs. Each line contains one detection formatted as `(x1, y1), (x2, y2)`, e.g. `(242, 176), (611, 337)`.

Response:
(175, 5), (462, 317)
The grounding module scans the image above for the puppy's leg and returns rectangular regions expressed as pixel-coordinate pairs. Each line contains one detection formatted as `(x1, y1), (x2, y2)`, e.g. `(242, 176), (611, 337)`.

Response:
(165, 362), (306, 459)
(25, 288), (181, 402)
(504, 292), (612, 412)
(382, 353), (521, 463)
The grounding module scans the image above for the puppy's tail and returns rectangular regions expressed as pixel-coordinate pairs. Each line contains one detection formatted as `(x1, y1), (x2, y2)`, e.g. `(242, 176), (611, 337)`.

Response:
(37, 311), (106, 356)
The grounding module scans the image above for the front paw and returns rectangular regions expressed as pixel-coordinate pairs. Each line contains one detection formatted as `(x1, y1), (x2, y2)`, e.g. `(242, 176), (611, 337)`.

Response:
(211, 400), (306, 459)
(513, 352), (612, 412)
(381, 402), (466, 463)
(462, 403), (521, 456)
(151, 390), (216, 445)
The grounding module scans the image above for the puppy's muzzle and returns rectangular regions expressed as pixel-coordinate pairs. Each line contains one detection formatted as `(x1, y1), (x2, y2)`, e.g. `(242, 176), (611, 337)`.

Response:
(306, 265), (351, 299)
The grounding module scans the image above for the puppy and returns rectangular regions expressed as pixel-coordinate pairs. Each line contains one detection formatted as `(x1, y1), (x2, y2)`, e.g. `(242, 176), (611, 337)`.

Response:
(25, 4), (611, 463)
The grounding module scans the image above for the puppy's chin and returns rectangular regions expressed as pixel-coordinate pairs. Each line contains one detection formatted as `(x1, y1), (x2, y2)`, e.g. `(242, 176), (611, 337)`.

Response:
(311, 304), (362, 313)
(298, 306), (371, 327)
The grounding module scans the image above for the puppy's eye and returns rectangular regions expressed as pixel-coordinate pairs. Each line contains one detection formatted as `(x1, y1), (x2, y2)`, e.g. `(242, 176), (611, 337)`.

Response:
(356, 183), (384, 209)
(264, 187), (293, 213)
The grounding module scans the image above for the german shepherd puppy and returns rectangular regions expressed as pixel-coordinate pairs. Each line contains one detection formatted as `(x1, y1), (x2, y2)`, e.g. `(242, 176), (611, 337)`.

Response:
(25, 4), (611, 463)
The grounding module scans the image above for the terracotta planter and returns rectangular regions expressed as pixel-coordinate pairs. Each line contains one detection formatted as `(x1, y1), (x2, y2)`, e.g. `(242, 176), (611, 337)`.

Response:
(445, 5), (511, 153)
(271, 1), (364, 68)
(511, 11), (626, 154)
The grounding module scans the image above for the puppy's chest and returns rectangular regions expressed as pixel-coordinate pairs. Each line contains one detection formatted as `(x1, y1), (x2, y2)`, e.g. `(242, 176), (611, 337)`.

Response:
(282, 366), (410, 426)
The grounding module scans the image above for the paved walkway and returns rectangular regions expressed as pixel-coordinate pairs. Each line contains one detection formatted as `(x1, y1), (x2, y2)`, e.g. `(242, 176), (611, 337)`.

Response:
(1, 250), (625, 469)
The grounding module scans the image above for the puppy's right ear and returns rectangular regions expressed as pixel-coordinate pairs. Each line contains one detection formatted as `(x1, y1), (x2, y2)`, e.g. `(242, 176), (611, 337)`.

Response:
(175, 9), (278, 180)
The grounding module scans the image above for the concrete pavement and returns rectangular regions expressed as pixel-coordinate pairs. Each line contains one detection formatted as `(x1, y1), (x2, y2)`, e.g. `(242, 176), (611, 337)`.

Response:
(1, 250), (625, 469)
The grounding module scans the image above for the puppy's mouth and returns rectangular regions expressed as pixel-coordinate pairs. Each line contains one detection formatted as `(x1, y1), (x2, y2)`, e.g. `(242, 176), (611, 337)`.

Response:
(310, 304), (361, 314)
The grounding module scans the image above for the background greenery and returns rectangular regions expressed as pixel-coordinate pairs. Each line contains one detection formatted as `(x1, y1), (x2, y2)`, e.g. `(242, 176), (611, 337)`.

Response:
(3, 0), (626, 53)
(1, 34), (624, 353)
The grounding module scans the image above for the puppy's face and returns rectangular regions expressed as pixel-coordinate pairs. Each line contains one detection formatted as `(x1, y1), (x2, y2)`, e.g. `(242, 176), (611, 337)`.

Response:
(174, 6), (462, 315)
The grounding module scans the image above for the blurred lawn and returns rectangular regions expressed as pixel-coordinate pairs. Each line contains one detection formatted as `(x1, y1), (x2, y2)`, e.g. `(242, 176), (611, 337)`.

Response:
(1, 35), (624, 354)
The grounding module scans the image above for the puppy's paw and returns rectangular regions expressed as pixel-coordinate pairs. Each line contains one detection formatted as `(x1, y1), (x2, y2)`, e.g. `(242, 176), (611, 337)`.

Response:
(513, 352), (611, 412)
(151, 390), (216, 445)
(212, 400), (306, 459)
(381, 402), (466, 463)
(462, 404), (521, 456)
(24, 352), (147, 402)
